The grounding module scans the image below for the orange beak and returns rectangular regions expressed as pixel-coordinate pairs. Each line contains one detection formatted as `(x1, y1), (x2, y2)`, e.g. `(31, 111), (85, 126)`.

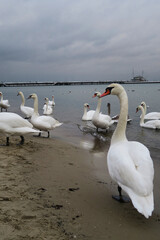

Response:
(92, 93), (97, 98)
(100, 89), (111, 98)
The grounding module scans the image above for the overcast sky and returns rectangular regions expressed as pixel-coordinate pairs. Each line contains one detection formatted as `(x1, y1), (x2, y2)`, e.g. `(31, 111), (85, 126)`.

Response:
(0, 0), (160, 82)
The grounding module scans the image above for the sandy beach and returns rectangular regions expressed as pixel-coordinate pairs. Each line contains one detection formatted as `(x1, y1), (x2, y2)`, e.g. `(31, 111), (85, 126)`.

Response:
(0, 135), (160, 240)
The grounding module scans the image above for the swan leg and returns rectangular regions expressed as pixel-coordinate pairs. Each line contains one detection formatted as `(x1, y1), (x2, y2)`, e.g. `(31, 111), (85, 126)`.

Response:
(20, 136), (24, 145)
(6, 137), (9, 146)
(47, 131), (50, 138)
(112, 185), (130, 203)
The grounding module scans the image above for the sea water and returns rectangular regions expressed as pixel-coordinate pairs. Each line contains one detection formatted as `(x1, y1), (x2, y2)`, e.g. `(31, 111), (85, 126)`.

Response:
(1, 83), (160, 151)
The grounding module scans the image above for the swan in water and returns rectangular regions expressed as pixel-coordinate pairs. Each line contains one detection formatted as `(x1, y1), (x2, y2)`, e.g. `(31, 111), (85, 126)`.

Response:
(82, 103), (95, 121)
(17, 91), (34, 118)
(136, 105), (160, 129)
(0, 112), (40, 145)
(92, 92), (114, 130)
(0, 92), (10, 111)
(141, 101), (160, 120)
(100, 83), (154, 218)
(43, 98), (53, 115)
(48, 96), (55, 106)
(107, 102), (132, 123)
(28, 93), (62, 137)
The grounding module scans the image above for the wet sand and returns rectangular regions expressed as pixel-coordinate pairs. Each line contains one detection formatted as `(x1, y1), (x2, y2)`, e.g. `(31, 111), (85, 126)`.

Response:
(0, 135), (160, 240)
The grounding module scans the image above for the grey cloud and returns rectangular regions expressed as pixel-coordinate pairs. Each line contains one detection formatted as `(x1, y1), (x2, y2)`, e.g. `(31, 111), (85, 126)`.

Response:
(0, 0), (160, 81)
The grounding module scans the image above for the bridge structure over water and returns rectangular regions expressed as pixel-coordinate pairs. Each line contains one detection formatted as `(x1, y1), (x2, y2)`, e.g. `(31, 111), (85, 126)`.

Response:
(0, 80), (160, 87)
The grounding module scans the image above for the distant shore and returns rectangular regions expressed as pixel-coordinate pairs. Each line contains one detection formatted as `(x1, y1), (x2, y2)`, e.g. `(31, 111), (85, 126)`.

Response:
(1, 80), (160, 87)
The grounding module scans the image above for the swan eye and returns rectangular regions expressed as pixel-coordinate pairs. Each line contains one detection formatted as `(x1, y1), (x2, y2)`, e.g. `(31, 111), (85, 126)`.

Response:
(105, 87), (114, 93)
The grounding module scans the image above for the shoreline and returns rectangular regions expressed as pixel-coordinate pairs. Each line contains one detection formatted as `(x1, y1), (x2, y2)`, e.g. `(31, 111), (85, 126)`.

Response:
(0, 135), (160, 239)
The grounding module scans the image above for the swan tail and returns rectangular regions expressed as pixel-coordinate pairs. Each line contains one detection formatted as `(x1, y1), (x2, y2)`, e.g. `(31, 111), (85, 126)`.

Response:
(54, 122), (63, 127)
(12, 127), (41, 135)
(127, 189), (154, 218)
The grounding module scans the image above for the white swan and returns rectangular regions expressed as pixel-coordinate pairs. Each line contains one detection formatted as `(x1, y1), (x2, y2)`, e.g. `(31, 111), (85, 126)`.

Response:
(82, 103), (95, 121)
(0, 92), (10, 111)
(48, 95), (55, 106)
(100, 83), (154, 218)
(43, 98), (53, 115)
(28, 93), (62, 137)
(0, 112), (40, 145)
(92, 92), (114, 130)
(141, 101), (160, 120)
(17, 91), (34, 118)
(136, 105), (160, 129)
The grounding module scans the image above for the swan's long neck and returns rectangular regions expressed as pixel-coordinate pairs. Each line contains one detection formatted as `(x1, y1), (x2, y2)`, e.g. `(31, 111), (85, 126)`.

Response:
(111, 90), (128, 144)
(20, 93), (25, 106)
(33, 96), (39, 115)
(83, 106), (87, 117)
(140, 106), (145, 125)
(0, 94), (3, 102)
(107, 104), (110, 116)
(95, 97), (101, 115)
(143, 103), (147, 115)
(46, 101), (49, 111)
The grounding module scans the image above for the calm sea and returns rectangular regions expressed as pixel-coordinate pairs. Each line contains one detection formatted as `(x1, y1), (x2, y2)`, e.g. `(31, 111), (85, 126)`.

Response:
(1, 83), (160, 149)
(1, 83), (160, 214)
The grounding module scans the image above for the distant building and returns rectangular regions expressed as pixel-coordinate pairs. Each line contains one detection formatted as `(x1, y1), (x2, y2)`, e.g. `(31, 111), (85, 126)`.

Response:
(131, 75), (147, 82)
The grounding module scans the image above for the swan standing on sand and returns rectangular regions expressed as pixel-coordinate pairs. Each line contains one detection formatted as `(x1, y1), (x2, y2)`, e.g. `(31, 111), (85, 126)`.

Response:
(141, 101), (160, 120)
(0, 92), (10, 111)
(0, 112), (40, 145)
(100, 83), (154, 218)
(17, 91), (34, 118)
(28, 93), (62, 137)
(43, 98), (53, 115)
(136, 105), (160, 129)
(82, 103), (95, 121)
(92, 92), (114, 130)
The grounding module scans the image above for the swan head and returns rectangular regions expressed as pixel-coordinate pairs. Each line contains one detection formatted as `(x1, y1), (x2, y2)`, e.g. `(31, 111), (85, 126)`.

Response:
(136, 105), (143, 113)
(141, 101), (146, 108)
(84, 103), (90, 109)
(17, 91), (22, 96)
(100, 83), (124, 97)
(92, 91), (101, 98)
(27, 93), (37, 100)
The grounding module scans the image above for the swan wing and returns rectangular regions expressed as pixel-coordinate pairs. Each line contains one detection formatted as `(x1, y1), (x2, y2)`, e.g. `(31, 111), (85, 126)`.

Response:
(0, 112), (33, 128)
(99, 113), (112, 121)
(21, 106), (34, 117)
(31, 115), (62, 130)
(142, 120), (160, 129)
(82, 110), (95, 120)
(145, 112), (160, 120)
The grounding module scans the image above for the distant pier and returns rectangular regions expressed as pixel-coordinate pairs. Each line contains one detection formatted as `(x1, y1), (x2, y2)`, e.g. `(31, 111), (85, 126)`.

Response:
(0, 80), (160, 87)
